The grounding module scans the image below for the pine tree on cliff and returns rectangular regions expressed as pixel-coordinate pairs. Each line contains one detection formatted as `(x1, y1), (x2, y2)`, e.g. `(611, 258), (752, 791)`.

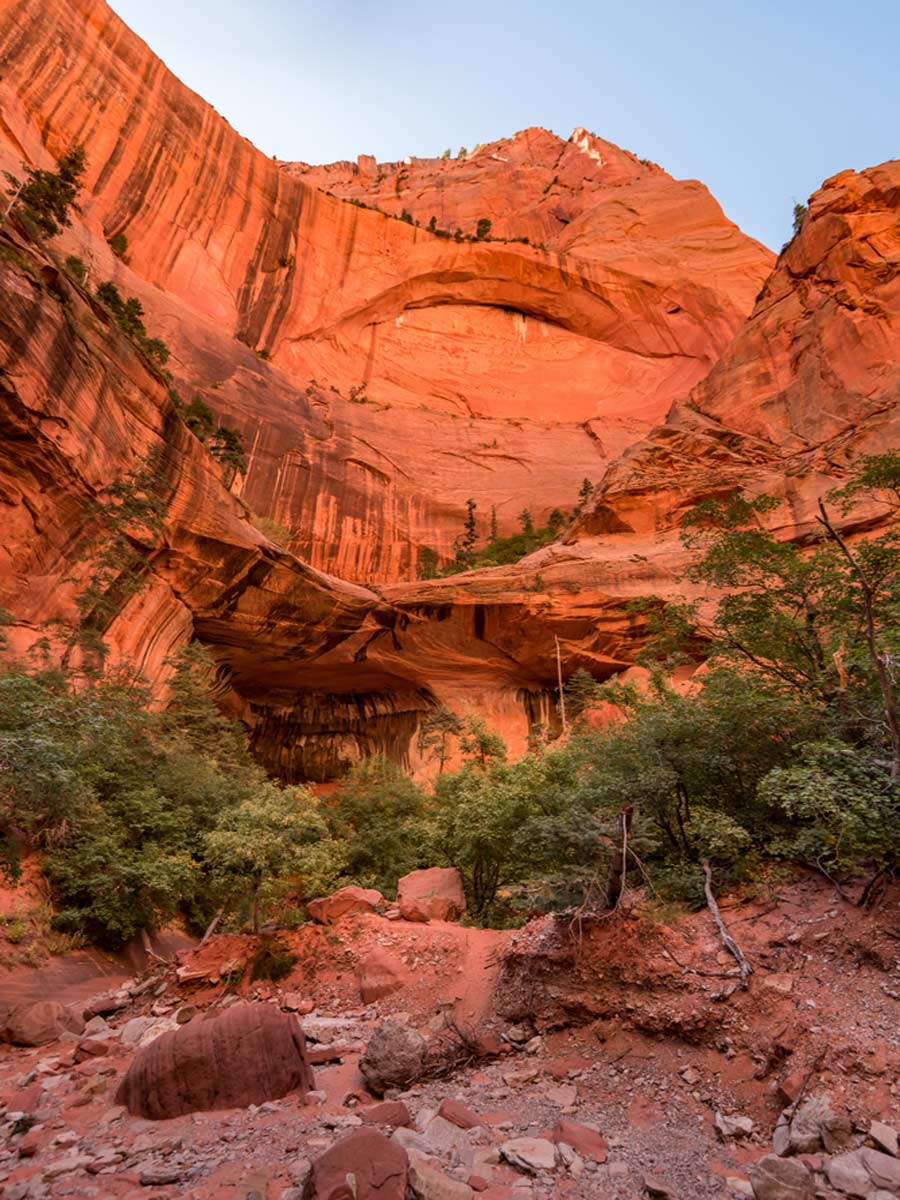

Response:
(3, 144), (86, 238)
(456, 499), (478, 567)
(417, 706), (464, 774)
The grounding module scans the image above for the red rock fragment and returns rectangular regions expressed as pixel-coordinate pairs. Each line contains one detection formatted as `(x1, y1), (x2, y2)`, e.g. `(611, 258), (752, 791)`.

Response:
(302, 1128), (408, 1199)
(439, 1098), (483, 1129)
(551, 1119), (609, 1163)
(360, 1100), (411, 1128)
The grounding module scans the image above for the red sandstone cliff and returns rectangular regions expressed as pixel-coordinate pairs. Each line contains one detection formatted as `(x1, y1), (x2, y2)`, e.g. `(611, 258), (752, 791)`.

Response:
(1, 0), (897, 781)
(0, 0), (771, 587)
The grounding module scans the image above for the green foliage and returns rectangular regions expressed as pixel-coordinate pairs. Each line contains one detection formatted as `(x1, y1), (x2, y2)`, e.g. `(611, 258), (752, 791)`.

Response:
(476, 218), (492, 240)
(248, 940), (297, 982)
(5, 145), (86, 238)
(417, 706), (464, 774)
(564, 668), (600, 723)
(204, 782), (339, 932)
(69, 454), (167, 664)
(170, 392), (248, 483)
(760, 742), (900, 876)
(572, 477), (595, 517)
(107, 232), (128, 260)
(417, 546), (440, 580)
(325, 757), (426, 893)
(252, 514), (292, 545)
(792, 203), (808, 236)
(459, 715), (507, 769)
(0, 645), (339, 946)
(681, 472), (900, 761)
(63, 255), (87, 284)
(94, 281), (170, 365)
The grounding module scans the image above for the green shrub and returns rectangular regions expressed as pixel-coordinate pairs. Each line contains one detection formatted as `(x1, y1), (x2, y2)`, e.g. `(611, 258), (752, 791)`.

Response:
(4, 144), (86, 238)
(63, 255), (87, 284)
(249, 940), (297, 983)
(107, 232), (128, 259)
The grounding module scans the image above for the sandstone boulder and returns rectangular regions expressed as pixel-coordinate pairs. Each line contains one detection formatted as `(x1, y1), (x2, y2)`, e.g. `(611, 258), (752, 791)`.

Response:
(359, 1019), (427, 1096)
(438, 1098), (483, 1129)
(397, 868), (466, 923)
(115, 1002), (314, 1119)
(302, 1128), (408, 1199)
(407, 1148), (474, 1199)
(788, 1094), (851, 1154)
(750, 1155), (814, 1200)
(2, 1001), (84, 1046)
(827, 1149), (900, 1196)
(357, 947), (408, 1004)
(307, 885), (384, 925)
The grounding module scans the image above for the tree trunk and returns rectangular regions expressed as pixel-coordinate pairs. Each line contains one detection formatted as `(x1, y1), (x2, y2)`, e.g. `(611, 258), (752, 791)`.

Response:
(604, 806), (633, 909)
(817, 498), (900, 777)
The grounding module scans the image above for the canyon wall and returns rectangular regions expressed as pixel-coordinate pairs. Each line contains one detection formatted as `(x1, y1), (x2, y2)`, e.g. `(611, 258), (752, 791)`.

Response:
(1, 0), (897, 779)
(0, 0), (772, 588)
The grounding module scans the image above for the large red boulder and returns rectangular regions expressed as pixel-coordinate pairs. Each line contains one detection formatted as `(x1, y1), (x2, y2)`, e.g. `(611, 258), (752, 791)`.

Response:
(2, 1001), (85, 1047)
(115, 1002), (314, 1119)
(303, 1128), (408, 1199)
(397, 868), (466, 922)
(307, 885), (384, 924)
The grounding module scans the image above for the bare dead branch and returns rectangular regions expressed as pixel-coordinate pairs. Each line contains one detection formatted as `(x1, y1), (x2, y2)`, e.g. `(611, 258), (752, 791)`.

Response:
(702, 861), (753, 989)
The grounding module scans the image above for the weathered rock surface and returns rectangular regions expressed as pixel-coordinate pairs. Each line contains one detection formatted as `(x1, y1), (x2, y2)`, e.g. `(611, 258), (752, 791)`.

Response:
(302, 1129), (408, 1200)
(359, 1019), (427, 1096)
(750, 1155), (815, 1200)
(550, 1119), (609, 1163)
(357, 947), (409, 1004)
(2, 1001), (84, 1046)
(500, 1136), (558, 1173)
(788, 1095), (852, 1154)
(397, 868), (467, 923)
(307, 886), (384, 924)
(826, 1148), (900, 1196)
(115, 1002), (314, 1118)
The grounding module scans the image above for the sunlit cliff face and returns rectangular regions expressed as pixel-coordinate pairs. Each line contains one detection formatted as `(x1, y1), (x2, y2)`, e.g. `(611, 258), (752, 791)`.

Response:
(2, 1), (898, 780)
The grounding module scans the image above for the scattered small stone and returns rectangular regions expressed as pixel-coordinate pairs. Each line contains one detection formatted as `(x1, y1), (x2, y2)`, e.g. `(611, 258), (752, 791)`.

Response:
(715, 1111), (754, 1140)
(500, 1137), (557, 1174)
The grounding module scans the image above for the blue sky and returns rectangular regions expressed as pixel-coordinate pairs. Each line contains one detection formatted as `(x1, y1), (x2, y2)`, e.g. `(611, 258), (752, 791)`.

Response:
(110, 0), (898, 250)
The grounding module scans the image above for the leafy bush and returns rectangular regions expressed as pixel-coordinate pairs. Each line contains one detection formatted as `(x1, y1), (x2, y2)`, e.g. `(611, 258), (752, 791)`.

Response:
(0, 646), (341, 946)
(325, 758), (426, 894)
(95, 281), (170, 365)
(4, 145), (86, 238)
(63, 255), (87, 284)
(248, 940), (297, 983)
(107, 232), (128, 259)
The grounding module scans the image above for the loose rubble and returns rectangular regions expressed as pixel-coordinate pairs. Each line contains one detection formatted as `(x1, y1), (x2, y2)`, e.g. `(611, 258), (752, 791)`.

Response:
(0, 875), (897, 1199)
